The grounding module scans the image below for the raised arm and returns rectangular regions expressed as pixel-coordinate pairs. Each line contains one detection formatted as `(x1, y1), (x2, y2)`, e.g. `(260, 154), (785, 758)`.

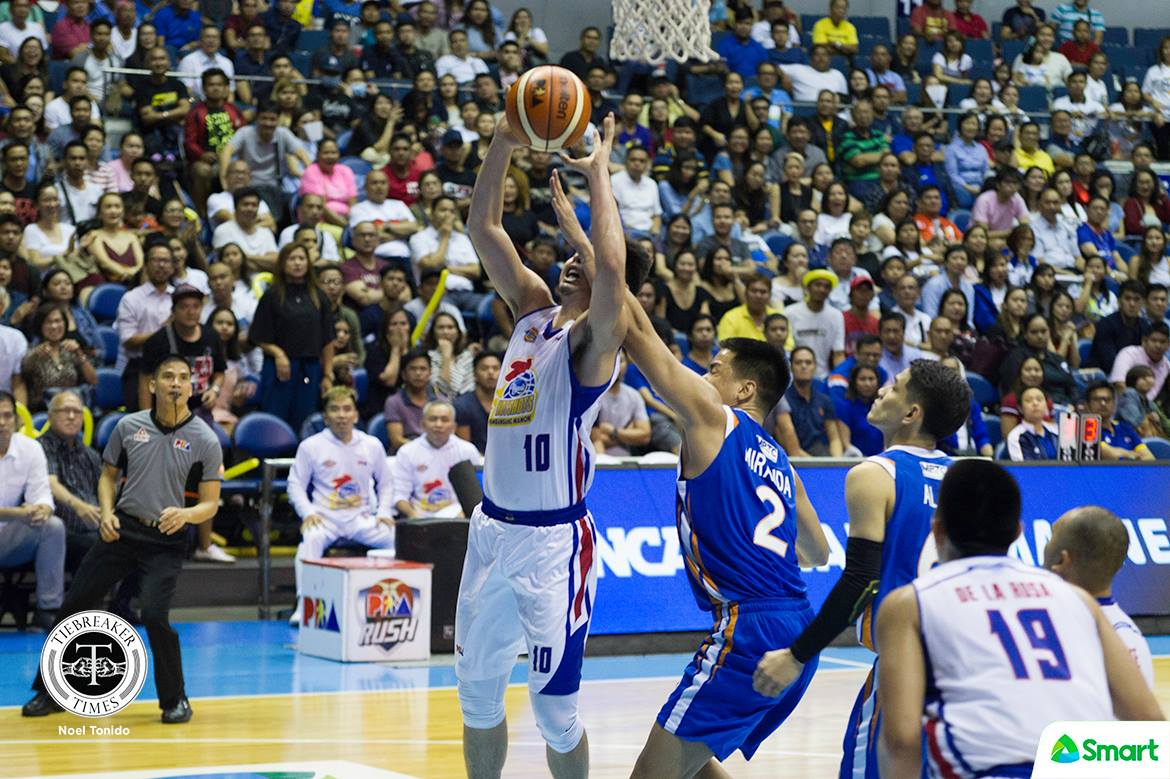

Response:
(466, 117), (553, 319)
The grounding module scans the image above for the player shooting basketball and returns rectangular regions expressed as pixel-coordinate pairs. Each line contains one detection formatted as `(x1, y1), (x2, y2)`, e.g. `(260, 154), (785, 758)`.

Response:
(455, 111), (652, 779)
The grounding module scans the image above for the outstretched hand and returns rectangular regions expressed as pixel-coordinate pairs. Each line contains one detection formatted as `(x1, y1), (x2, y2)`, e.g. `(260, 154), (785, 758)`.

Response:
(550, 169), (590, 256)
(558, 113), (616, 174)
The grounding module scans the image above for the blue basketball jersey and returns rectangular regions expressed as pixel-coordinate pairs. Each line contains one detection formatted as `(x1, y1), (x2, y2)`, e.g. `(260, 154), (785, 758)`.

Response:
(676, 406), (807, 611)
(856, 445), (952, 650)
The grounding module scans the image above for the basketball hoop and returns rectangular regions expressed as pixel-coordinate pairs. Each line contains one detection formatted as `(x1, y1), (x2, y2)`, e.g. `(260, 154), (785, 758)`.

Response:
(610, 0), (720, 65)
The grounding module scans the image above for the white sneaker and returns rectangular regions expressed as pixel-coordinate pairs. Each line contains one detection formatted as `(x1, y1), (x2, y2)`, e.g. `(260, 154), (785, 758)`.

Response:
(193, 543), (236, 564)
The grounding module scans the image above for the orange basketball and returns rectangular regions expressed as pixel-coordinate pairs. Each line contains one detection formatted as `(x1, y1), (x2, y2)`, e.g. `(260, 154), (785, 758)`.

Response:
(505, 65), (592, 153)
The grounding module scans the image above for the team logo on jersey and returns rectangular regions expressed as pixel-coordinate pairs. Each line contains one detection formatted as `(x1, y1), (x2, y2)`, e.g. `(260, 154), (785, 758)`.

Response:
(1051, 734), (1080, 763)
(132, 428), (150, 443)
(360, 578), (421, 650)
(173, 438), (191, 451)
(523, 326), (539, 343)
(39, 610), (149, 717)
(755, 436), (778, 463)
(327, 474), (364, 509)
(920, 462), (947, 480)
(489, 359), (538, 426)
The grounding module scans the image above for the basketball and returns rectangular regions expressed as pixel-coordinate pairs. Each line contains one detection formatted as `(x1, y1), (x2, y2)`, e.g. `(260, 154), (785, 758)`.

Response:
(504, 65), (592, 152)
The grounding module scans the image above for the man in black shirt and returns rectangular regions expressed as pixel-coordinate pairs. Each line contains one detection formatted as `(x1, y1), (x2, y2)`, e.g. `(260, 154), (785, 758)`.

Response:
(436, 129), (476, 210)
(0, 144), (36, 225)
(1090, 281), (1151, 372)
(311, 18), (359, 79)
(136, 46), (191, 157)
(139, 285), (226, 417)
(361, 19), (397, 79)
(262, 0), (302, 55)
(454, 351), (499, 453)
(559, 26), (607, 81)
(234, 23), (271, 106)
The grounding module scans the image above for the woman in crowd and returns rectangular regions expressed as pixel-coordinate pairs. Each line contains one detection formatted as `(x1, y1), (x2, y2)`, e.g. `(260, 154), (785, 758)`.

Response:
(107, 132), (144, 193)
(23, 183), (74, 270)
(16, 303), (96, 411)
(973, 252), (1010, 334)
(657, 249), (711, 334)
(751, 127), (781, 184)
(124, 22), (157, 72)
(1047, 288), (1081, 369)
(1000, 312), (1079, 405)
(659, 153), (705, 222)
(733, 161), (778, 236)
(346, 93), (401, 160)
(645, 98), (672, 154)
(700, 245), (742, 324)
(814, 181), (852, 246)
(1, 38), (47, 102)
(460, 0), (502, 59)
(985, 286), (1029, 344)
(168, 236), (209, 296)
(39, 269), (99, 352)
(699, 71), (748, 158)
(662, 214), (693, 268)
(207, 306), (254, 435)
(328, 317), (362, 388)
(1002, 224), (1037, 287)
(884, 218), (931, 276)
(81, 124), (116, 193)
(300, 138), (357, 228)
(249, 243), (335, 432)
(499, 171), (539, 250)
(1071, 255), (1118, 328)
(1108, 81), (1157, 161)
(1051, 168), (1087, 226)
(89, 193), (142, 284)
(1089, 170), (1126, 235)
(772, 242), (809, 308)
(1006, 386), (1059, 460)
(1123, 169), (1170, 237)
(216, 242), (255, 295)
(425, 311), (476, 399)
(916, 74), (948, 139)
(410, 170), (445, 227)
(834, 363), (883, 457)
(778, 152), (813, 225)
(933, 31), (973, 86)
(714, 126), (752, 187)
(1026, 262), (1059, 317)
(364, 307), (412, 419)
(939, 288), (978, 360)
(1021, 166), (1047, 213)
(681, 314), (716, 374)
(871, 188), (912, 246)
(1118, 365), (1168, 438)
(434, 75), (463, 129)
(958, 79), (1004, 124)
(962, 224), (996, 277)
(1129, 224), (1170, 287)
(1013, 43), (1049, 87)
(944, 112), (988, 208)
(1000, 354), (1050, 438)
(504, 7), (548, 64)
(159, 198), (207, 272)
(997, 83), (1027, 133)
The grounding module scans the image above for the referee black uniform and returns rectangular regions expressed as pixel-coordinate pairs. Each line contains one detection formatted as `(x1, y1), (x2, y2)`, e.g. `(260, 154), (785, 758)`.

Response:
(23, 405), (222, 721)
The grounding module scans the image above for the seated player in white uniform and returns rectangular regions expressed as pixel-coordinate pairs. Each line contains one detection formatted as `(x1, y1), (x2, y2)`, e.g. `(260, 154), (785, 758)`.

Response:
(287, 386), (396, 625)
(877, 460), (1164, 779)
(456, 113), (652, 779)
(1044, 505), (1156, 689)
(390, 400), (481, 518)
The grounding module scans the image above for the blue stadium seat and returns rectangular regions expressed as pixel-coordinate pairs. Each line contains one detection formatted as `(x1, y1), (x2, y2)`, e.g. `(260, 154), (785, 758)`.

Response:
(31, 411), (47, 432)
(48, 60), (68, 94)
(366, 412), (389, 451)
(299, 413), (325, 440)
(950, 209), (971, 233)
(1017, 86), (1049, 113)
(297, 28), (328, 54)
(87, 284), (125, 324)
(966, 372), (998, 410)
(1078, 338), (1092, 366)
(766, 234), (793, 257)
(686, 74), (724, 107)
(673, 331), (689, 354)
(965, 39), (993, 64)
(352, 368), (368, 406)
(1103, 27), (1129, 46)
(1001, 39), (1027, 64)
(800, 14), (819, 33)
(95, 325), (118, 366)
(1134, 28), (1170, 50)
(1103, 47), (1142, 69)
(96, 412), (126, 451)
(95, 368), (122, 412)
(1144, 437), (1170, 459)
(983, 412), (1002, 448)
(233, 413), (298, 459)
(995, 441), (1010, 460)
(290, 51), (311, 75)
(853, 16), (890, 40)
(905, 82), (920, 104)
(969, 61), (994, 81)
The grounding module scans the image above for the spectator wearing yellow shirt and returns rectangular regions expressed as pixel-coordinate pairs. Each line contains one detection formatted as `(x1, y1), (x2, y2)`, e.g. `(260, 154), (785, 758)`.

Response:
(811, 0), (859, 56)
(717, 273), (783, 341)
(1014, 122), (1056, 176)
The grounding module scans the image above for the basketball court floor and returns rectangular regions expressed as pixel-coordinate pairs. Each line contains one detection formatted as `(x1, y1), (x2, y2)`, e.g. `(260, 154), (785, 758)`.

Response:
(0, 622), (1167, 778)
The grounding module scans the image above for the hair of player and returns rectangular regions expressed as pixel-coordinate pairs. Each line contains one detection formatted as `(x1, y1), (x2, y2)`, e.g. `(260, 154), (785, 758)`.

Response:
(720, 337), (791, 413)
(625, 239), (653, 294)
(906, 359), (972, 440)
(937, 459), (1022, 556)
(1050, 506), (1131, 592)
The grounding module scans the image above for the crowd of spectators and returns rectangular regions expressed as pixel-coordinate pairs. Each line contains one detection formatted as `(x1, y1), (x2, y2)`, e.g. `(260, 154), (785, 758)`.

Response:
(0, 0), (1168, 599)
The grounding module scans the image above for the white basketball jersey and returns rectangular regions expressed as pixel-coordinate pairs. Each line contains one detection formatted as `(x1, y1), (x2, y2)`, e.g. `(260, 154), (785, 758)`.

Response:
(482, 306), (616, 512)
(914, 557), (1113, 777)
(1099, 598), (1155, 689)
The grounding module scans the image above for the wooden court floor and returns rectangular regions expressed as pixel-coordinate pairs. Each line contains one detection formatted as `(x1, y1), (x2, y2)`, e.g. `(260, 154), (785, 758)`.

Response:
(2, 658), (1168, 778)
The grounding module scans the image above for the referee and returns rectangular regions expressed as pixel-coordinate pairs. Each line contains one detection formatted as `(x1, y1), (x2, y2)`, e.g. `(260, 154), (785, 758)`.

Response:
(22, 355), (223, 723)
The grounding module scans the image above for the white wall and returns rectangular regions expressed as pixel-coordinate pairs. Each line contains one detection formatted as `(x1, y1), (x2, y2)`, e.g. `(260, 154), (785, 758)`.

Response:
(495, 0), (1170, 62)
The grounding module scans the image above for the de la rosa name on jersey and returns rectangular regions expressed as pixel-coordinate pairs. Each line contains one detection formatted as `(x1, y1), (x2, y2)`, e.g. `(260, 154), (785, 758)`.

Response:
(677, 407), (807, 610)
(857, 446), (952, 650)
(482, 306), (617, 512)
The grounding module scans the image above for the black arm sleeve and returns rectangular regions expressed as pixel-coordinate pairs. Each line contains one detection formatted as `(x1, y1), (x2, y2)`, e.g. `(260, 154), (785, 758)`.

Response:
(789, 536), (884, 664)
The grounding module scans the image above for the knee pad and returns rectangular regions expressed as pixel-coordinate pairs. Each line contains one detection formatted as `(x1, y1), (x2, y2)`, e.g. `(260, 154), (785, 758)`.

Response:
(530, 691), (583, 754)
(458, 675), (508, 730)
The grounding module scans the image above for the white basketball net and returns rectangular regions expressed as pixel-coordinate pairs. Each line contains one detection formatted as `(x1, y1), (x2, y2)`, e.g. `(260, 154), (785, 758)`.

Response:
(610, 0), (719, 65)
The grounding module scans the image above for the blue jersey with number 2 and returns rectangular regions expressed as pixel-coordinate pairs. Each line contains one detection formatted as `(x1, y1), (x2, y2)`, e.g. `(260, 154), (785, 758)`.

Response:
(676, 406), (808, 611)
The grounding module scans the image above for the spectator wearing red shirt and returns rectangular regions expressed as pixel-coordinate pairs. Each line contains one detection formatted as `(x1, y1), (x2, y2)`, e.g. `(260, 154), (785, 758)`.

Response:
(183, 69), (246, 214)
(910, 0), (950, 43)
(949, 0), (990, 39)
(383, 133), (426, 205)
(843, 276), (879, 356)
(1058, 19), (1099, 66)
(50, 0), (91, 60)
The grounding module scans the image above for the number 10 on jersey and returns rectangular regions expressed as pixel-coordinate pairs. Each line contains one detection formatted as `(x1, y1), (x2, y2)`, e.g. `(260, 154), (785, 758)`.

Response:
(524, 434), (550, 472)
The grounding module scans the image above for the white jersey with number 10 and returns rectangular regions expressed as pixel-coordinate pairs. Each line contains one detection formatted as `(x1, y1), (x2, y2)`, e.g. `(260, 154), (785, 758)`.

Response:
(482, 305), (617, 513)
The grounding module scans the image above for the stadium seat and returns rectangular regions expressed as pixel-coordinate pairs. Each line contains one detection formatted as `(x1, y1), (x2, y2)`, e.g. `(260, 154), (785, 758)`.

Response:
(299, 413), (325, 440)
(96, 325), (119, 366)
(1143, 437), (1170, 459)
(766, 234), (793, 257)
(87, 284), (125, 324)
(1001, 40), (1027, 64)
(1078, 339), (1092, 366)
(1103, 27), (1129, 46)
(673, 331), (689, 354)
(983, 412), (1002, 448)
(995, 441), (1009, 461)
(48, 60), (68, 94)
(296, 29), (328, 53)
(290, 51), (311, 75)
(366, 412), (390, 451)
(853, 16), (890, 40)
(1134, 28), (1170, 50)
(352, 368), (368, 405)
(1016, 86), (1049, 114)
(966, 372), (998, 410)
(95, 368), (123, 413)
(950, 209), (971, 233)
(1103, 47), (1142, 69)
(965, 40), (993, 64)
(687, 74), (725, 106)
(31, 411), (47, 433)
(96, 412), (126, 451)
(234, 413), (298, 458)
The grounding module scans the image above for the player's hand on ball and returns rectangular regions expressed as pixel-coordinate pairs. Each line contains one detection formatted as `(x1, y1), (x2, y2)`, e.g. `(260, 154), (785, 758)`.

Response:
(753, 648), (802, 697)
(99, 512), (120, 542)
(559, 112), (615, 173)
(159, 506), (189, 535)
(494, 115), (524, 148)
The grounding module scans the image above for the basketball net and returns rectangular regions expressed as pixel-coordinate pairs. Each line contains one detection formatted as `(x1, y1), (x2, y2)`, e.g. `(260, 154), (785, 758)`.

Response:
(610, 0), (719, 64)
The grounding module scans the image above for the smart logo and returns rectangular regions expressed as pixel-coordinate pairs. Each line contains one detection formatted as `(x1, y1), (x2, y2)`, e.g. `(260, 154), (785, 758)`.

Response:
(1051, 734), (1079, 763)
